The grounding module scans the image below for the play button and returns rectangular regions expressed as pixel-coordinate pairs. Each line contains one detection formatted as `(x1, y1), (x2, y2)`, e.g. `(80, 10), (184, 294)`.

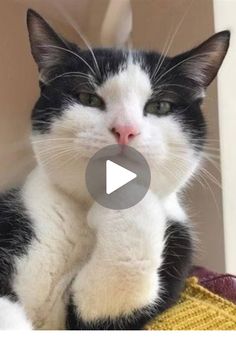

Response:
(86, 145), (151, 210)
(106, 160), (137, 194)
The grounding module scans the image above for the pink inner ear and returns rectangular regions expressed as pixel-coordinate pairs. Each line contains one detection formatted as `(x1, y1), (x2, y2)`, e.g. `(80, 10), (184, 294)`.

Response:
(178, 31), (230, 87)
(27, 9), (69, 72)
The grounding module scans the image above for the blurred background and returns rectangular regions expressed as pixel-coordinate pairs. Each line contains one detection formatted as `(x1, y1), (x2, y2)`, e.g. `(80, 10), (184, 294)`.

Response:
(0, 0), (235, 273)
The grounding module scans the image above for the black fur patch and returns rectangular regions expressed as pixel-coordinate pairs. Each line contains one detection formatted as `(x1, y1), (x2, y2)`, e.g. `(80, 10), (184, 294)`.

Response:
(157, 221), (193, 312)
(66, 221), (192, 330)
(0, 190), (34, 297)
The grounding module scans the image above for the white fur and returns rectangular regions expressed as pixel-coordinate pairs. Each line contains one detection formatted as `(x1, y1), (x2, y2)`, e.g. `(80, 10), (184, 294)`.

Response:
(163, 194), (187, 223)
(0, 298), (32, 330)
(9, 59), (199, 328)
(13, 168), (95, 329)
(71, 189), (166, 321)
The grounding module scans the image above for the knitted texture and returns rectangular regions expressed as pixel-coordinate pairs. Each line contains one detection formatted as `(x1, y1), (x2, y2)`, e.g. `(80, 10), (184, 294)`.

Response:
(145, 277), (236, 330)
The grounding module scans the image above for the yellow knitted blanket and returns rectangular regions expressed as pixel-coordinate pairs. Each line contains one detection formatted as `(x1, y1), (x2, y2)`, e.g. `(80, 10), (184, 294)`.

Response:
(145, 277), (236, 330)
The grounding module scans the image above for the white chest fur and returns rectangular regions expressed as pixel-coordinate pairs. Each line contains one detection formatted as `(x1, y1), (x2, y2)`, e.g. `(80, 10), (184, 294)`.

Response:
(12, 167), (186, 329)
(13, 168), (95, 329)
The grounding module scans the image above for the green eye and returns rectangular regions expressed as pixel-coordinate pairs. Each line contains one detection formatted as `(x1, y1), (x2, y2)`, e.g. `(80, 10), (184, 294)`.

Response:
(145, 101), (172, 116)
(77, 92), (104, 109)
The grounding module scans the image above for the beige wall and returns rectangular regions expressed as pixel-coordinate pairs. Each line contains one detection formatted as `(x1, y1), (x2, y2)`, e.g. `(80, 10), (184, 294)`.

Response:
(0, 0), (225, 272)
(214, 0), (236, 274)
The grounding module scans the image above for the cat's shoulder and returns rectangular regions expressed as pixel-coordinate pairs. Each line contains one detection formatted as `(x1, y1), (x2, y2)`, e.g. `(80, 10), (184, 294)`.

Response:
(0, 187), (34, 296)
(163, 193), (187, 223)
(0, 188), (30, 234)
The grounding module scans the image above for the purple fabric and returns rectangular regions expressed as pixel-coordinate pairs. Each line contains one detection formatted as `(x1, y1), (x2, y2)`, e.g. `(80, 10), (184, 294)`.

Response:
(191, 266), (236, 304)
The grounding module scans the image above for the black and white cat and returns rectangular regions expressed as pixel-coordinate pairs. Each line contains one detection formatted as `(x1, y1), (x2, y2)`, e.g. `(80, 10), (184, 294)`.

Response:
(0, 9), (229, 330)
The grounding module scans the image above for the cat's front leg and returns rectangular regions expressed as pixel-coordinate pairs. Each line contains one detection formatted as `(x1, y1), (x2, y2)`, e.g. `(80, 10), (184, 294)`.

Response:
(67, 190), (167, 330)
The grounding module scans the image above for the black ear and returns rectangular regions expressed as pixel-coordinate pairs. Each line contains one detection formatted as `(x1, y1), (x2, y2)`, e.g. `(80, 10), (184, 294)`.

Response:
(27, 9), (70, 74)
(174, 31), (230, 88)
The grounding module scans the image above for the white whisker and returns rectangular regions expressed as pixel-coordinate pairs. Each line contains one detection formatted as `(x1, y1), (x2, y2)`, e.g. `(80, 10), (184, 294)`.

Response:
(40, 44), (97, 77)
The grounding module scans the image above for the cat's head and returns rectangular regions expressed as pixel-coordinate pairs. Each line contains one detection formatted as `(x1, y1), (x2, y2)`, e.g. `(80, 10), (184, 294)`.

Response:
(27, 9), (229, 199)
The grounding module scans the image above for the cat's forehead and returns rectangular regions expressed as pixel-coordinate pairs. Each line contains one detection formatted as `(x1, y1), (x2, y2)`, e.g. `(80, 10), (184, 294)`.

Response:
(76, 48), (163, 84)
(75, 49), (164, 100)
(96, 60), (152, 101)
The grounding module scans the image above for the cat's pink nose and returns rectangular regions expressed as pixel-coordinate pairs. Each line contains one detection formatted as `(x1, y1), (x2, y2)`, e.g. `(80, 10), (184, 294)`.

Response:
(111, 124), (140, 145)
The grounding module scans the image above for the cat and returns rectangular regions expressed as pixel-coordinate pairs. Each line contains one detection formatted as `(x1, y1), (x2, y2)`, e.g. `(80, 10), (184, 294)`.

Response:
(0, 9), (229, 329)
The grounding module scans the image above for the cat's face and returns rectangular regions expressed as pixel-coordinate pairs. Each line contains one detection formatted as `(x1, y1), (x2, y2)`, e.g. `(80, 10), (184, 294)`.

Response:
(27, 10), (229, 199)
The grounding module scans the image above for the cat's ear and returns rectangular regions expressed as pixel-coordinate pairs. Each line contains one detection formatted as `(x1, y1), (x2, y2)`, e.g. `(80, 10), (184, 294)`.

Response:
(175, 31), (230, 88)
(27, 9), (71, 74)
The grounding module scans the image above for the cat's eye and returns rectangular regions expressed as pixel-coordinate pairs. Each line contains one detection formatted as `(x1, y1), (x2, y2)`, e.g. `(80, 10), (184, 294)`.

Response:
(145, 101), (172, 116)
(77, 92), (104, 109)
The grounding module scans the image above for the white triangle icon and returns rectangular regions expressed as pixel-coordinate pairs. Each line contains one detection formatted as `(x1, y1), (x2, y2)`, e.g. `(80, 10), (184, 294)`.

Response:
(106, 160), (137, 195)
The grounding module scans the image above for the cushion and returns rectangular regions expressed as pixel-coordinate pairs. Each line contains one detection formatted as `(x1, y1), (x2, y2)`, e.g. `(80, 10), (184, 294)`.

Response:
(145, 277), (236, 330)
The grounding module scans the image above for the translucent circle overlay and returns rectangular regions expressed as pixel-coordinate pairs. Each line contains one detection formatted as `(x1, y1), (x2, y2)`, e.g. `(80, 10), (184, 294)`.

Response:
(86, 145), (151, 210)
